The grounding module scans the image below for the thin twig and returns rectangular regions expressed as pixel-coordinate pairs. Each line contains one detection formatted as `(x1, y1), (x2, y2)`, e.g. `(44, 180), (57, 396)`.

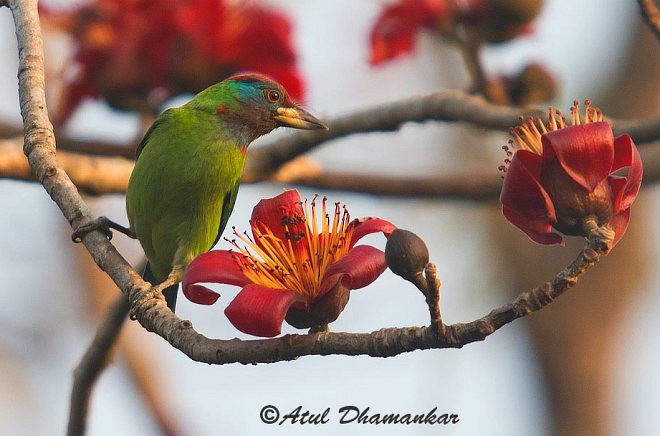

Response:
(68, 295), (129, 436)
(423, 263), (444, 335)
(457, 34), (509, 104)
(639, 0), (660, 40)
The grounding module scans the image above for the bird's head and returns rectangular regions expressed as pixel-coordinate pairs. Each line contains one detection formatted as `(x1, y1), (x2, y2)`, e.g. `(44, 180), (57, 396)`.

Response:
(192, 73), (327, 145)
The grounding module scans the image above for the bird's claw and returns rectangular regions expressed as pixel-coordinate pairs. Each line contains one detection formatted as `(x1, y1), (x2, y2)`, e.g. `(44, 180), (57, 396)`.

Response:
(129, 286), (165, 320)
(72, 217), (114, 243)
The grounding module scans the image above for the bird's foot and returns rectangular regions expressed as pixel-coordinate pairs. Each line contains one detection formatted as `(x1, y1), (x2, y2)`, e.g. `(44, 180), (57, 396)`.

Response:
(72, 216), (134, 243)
(129, 285), (166, 320)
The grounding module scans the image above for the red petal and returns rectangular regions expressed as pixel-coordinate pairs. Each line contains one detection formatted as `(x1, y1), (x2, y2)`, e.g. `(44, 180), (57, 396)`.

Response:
(608, 207), (631, 249)
(501, 150), (557, 223)
(611, 134), (643, 211)
(318, 245), (387, 296)
(182, 250), (251, 304)
(349, 217), (397, 248)
(502, 205), (564, 245)
(224, 284), (306, 337)
(250, 189), (304, 242)
(608, 176), (628, 215)
(542, 122), (613, 191)
(183, 284), (220, 305)
(368, 0), (448, 65)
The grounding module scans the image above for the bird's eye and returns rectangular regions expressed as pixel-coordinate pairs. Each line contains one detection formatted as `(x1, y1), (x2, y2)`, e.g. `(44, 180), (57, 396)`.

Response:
(265, 89), (281, 103)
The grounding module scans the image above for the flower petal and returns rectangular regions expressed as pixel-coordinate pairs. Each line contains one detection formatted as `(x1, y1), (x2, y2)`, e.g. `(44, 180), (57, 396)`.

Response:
(182, 250), (251, 304)
(368, 0), (448, 65)
(183, 284), (221, 305)
(349, 217), (397, 248)
(542, 122), (613, 191)
(224, 284), (307, 337)
(611, 134), (643, 211)
(319, 245), (387, 296)
(608, 207), (631, 249)
(502, 205), (564, 245)
(250, 189), (303, 241)
(501, 150), (557, 224)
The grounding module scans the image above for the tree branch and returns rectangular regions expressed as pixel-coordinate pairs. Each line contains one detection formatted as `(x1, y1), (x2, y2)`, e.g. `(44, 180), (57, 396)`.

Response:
(68, 295), (129, 436)
(639, 0), (660, 40)
(0, 137), (133, 194)
(7, 0), (152, 341)
(126, 231), (607, 364)
(3, 134), (660, 199)
(243, 99), (660, 181)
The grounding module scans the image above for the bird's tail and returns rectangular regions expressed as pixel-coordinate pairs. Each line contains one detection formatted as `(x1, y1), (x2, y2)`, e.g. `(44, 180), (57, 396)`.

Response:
(142, 261), (179, 312)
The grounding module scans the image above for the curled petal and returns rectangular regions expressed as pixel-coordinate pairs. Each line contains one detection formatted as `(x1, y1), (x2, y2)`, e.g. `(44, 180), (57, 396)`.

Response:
(369, 0), (450, 65)
(502, 205), (564, 245)
(224, 284), (307, 337)
(608, 207), (631, 249)
(318, 245), (387, 296)
(611, 134), (643, 211)
(542, 122), (613, 191)
(501, 150), (557, 224)
(184, 284), (220, 306)
(349, 217), (397, 248)
(250, 189), (305, 243)
(182, 250), (251, 304)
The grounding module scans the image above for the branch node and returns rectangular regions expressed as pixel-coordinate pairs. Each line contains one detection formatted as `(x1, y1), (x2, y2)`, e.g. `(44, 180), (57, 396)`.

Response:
(43, 165), (57, 179)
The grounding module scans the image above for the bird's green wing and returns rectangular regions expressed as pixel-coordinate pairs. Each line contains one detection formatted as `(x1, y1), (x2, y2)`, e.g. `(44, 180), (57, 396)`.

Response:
(135, 115), (166, 158)
(213, 180), (240, 248)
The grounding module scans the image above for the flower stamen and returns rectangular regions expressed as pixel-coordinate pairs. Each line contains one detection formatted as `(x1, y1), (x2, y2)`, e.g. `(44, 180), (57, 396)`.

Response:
(500, 100), (604, 174)
(229, 196), (355, 299)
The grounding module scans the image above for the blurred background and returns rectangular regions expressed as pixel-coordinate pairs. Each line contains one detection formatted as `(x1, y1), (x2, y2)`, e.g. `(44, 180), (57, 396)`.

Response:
(0, 0), (659, 435)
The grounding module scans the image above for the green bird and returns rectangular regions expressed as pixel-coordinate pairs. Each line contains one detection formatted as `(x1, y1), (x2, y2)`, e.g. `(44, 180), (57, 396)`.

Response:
(73, 74), (327, 311)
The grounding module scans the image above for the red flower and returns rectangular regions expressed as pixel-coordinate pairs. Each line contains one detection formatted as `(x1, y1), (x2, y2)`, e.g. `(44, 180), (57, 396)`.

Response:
(500, 101), (642, 250)
(368, 0), (454, 66)
(40, 0), (304, 122)
(367, 0), (542, 66)
(183, 190), (397, 337)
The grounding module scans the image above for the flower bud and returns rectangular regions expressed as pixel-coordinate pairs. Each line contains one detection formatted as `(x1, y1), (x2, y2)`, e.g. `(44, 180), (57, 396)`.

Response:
(385, 229), (430, 282)
(504, 63), (557, 106)
(459, 0), (543, 43)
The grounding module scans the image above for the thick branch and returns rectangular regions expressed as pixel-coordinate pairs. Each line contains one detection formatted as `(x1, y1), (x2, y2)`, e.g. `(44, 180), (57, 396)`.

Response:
(639, 0), (660, 40)
(126, 234), (605, 364)
(7, 0), (151, 328)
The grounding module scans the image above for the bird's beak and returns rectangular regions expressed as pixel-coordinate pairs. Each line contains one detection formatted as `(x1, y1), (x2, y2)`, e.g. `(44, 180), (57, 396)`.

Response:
(274, 106), (328, 130)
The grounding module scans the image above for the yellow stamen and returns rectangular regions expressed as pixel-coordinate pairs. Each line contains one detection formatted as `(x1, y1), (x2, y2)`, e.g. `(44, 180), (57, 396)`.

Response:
(504, 100), (603, 162)
(228, 197), (355, 299)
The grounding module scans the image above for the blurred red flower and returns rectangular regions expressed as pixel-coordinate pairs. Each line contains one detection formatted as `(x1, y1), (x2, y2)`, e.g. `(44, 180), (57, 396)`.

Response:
(500, 101), (642, 250)
(183, 190), (396, 337)
(368, 0), (454, 66)
(367, 0), (543, 66)
(40, 0), (304, 122)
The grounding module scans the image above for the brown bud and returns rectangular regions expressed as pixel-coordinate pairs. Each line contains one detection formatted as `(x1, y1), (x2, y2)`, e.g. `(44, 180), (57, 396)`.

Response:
(505, 63), (557, 106)
(385, 229), (430, 282)
(459, 0), (544, 43)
